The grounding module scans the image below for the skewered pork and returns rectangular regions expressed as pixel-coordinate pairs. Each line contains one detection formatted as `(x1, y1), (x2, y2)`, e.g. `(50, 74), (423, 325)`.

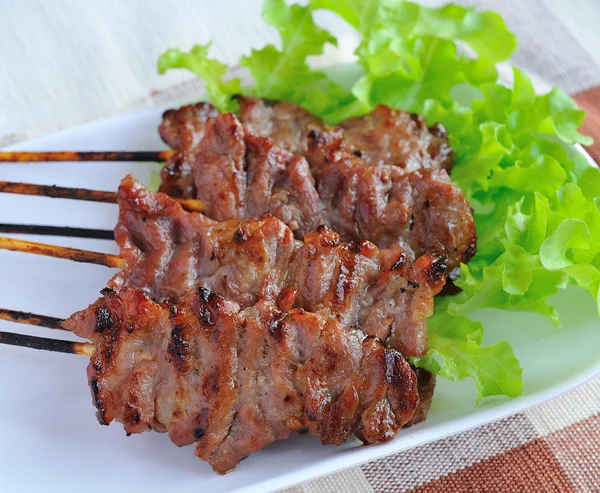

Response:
(111, 175), (446, 357)
(63, 286), (420, 474)
(157, 100), (475, 275)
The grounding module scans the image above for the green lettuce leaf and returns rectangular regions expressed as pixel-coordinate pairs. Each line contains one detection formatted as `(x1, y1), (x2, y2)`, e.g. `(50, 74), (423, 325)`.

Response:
(158, 0), (597, 402)
(157, 43), (241, 112)
(241, 0), (359, 118)
(412, 300), (523, 402)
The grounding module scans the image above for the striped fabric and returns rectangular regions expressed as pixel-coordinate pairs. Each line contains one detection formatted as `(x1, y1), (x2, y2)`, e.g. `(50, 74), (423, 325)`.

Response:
(1, 1), (599, 491)
(286, 378), (600, 492)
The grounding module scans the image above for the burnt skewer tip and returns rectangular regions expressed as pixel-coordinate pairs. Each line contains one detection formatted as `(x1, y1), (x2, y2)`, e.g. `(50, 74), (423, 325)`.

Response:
(0, 331), (93, 356)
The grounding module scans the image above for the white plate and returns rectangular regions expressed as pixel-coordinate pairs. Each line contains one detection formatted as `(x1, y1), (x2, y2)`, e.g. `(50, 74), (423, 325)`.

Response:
(1, 97), (599, 493)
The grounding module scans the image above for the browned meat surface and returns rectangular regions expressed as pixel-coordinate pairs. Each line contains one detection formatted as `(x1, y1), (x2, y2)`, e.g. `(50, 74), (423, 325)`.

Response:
(244, 133), (322, 234)
(292, 228), (445, 356)
(312, 142), (476, 275)
(63, 286), (420, 473)
(360, 246), (446, 356)
(193, 113), (247, 221)
(161, 112), (323, 237)
(159, 102), (220, 197)
(112, 176), (445, 356)
(236, 96), (326, 155)
(236, 98), (453, 173)
(113, 175), (297, 307)
(156, 101), (475, 273)
(190, 113), (323, 236)
(159, 102), (220, 151)
(236, 98), (452, 172)
(406, 368), (437, 427)
(339, 105), (453, 171)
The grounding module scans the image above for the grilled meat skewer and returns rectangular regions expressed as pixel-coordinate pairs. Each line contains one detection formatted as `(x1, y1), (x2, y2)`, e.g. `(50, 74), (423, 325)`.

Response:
(63, 286), (420, 474)
(111, 176), (446, 357)
(157, 99), (475, 276)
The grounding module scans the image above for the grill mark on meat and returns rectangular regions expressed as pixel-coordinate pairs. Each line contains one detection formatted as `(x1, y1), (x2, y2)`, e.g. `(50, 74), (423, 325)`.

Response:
(194, 287), (218, 327)
(268, 313), (285, 343)
(95, 306), (114, 333)
(90, 377), (107, 425)
(385, 351), (406, 386)
(428, 257), (447, 284)
(391, 252), (407, 271)
(233, 227), (248, 243)
(124, 402), (142, 425)
(168, 325), (190, 373)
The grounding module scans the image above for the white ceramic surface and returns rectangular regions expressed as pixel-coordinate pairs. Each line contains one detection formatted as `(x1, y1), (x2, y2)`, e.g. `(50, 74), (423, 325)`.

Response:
(0, 102), (599, 493)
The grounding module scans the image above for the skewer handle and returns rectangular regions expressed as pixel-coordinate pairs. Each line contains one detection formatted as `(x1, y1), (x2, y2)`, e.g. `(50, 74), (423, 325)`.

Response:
(0, 308), (64, 330)
(0, 151), (176, 163)
(0, 180), (206, 213)
(0, 223), (114, 240)
(0, 181), (116, 203)
(0, 236), (125, 268)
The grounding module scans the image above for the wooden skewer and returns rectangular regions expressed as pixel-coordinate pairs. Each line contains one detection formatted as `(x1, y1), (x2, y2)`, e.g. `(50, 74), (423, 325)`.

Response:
(0, 236), (125, 268)
(0, 181), (116, 203)
(0, 330), (93, 356)
(0, 150), (176, 163)
(0, 181), (206, 213)
(0, 308), (64, 330)
(0, 223), (114, 240)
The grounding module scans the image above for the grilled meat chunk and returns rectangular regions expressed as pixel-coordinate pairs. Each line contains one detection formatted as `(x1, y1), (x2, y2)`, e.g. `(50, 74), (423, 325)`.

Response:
(113, 175), (297, 308)
(63, 286), (420, 473)
(339, 105), (453, 171)
(161, 112), (322, 237)
(236, 96), (326, 155)
(310, 133), (476, 275)
(160, 102), (220, 152)
(159, 102), (220, 197)
(192, 114), (323, 236)
(112, 176), (445, 356)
